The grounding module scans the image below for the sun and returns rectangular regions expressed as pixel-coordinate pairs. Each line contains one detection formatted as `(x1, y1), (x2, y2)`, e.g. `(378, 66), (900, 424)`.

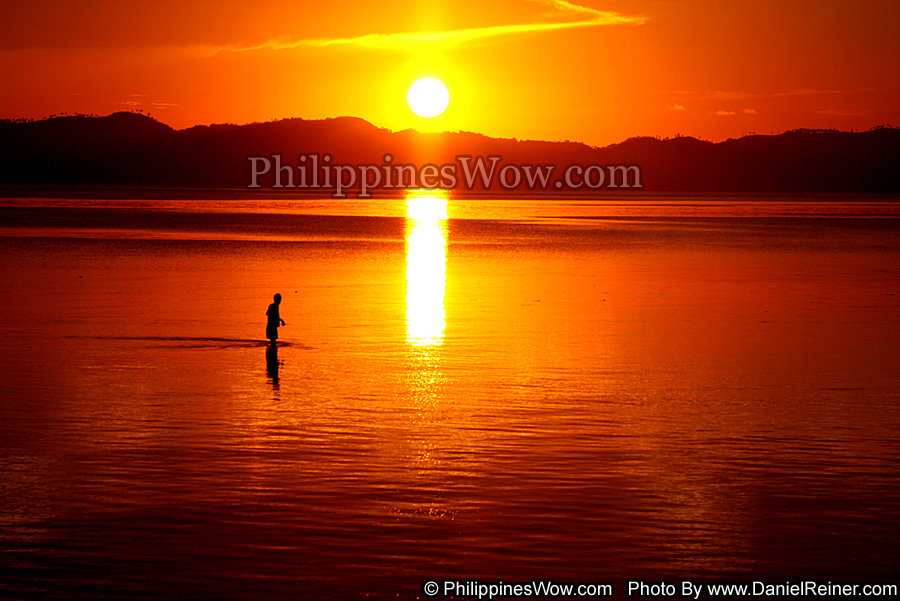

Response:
(407, 77), (450, 118)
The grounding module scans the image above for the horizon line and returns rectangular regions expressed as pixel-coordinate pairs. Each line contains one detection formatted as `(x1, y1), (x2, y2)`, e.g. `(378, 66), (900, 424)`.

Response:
(2, 110), (897, 150)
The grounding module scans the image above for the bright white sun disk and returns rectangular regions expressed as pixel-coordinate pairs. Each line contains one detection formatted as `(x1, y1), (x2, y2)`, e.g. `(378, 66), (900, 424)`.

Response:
(407, 77), (449, 118)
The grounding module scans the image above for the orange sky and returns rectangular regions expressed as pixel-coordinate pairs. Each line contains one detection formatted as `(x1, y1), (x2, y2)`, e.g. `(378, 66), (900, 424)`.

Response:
(1, 0), (898, 147)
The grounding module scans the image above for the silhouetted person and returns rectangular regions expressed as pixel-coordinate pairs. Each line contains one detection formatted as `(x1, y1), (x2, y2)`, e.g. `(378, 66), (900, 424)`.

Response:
(266, 293), (285, 345)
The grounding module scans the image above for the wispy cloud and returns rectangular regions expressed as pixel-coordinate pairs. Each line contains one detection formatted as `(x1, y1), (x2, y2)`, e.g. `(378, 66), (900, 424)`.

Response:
(715, 110), (737, 116)
(672, 88), (877, 101)
(198, 0), (646, 55)
(816, 108), (870, 117)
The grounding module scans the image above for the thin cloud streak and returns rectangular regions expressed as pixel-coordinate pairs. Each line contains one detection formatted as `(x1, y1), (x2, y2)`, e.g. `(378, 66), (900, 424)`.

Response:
(199, 0), (646, 55)
(670, 88), (879, 101)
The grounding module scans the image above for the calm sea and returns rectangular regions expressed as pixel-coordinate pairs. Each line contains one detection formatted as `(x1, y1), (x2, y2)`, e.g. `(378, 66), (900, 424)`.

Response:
(1, 191), (899, 599)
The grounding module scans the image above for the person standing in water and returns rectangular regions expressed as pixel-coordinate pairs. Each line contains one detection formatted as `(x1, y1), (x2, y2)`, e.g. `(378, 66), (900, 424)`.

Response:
(266, 293), (286, 345)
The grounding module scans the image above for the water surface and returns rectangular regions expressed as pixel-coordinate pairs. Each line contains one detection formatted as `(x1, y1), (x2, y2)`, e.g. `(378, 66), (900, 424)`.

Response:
(1, 192), (899, 599)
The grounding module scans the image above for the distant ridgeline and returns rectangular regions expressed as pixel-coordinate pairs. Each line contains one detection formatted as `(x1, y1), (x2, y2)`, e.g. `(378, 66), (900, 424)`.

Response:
(1, 112), (899, 193)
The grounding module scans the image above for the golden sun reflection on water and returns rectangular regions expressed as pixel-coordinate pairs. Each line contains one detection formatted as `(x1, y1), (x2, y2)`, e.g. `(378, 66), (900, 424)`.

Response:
(405, 190), (448, 347)
(404, 191), (450, 483)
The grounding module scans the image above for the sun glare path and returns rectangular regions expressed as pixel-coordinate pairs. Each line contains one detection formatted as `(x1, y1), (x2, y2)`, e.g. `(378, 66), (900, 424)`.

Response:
(407, 78), (450, 118)
(406, 190), (448, 346)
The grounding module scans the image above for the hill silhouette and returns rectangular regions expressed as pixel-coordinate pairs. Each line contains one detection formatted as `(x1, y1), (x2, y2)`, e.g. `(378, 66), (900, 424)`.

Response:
(1, 112), (898, 192)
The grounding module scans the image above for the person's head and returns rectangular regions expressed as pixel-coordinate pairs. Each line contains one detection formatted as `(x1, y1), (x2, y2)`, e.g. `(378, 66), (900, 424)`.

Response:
(273, 293), (282, 304)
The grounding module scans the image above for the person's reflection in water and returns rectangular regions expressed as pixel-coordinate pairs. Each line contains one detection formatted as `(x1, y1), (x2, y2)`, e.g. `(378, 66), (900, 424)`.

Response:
(266, 344), (281, 389)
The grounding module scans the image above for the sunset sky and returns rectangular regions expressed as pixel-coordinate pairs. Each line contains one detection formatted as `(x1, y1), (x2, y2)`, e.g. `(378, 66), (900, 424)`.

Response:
(2, 0), (898, 146)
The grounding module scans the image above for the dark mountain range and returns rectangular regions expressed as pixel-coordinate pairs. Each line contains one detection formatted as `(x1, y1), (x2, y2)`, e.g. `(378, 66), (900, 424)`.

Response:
(1, 112), (898, 193)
